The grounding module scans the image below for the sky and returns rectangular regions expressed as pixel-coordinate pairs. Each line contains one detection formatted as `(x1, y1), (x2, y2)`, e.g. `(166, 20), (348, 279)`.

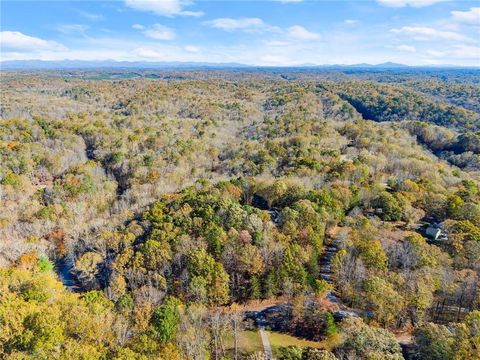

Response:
(1, 0), (479, 66)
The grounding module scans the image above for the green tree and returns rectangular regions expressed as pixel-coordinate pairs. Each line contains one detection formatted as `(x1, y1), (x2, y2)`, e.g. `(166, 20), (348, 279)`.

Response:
(151, 296), (182, 344)
(280, 243), (308, 290)
(37, 256), (54, 272)
(414, 323), (455, 360)
(447, 195), (464, 219)
(187, 248), (229, 305)
(335, 317), (403, 360)
(363, 276), (405, 327)
(372, 192), (404, 221)
(302, 348), (338, 360)
(116, 294), (134, 312)
(324, 312), (337, 338)
(277, 346), (303, 360)
(356, 240), (388, 271)
(454, 311), (480, 360)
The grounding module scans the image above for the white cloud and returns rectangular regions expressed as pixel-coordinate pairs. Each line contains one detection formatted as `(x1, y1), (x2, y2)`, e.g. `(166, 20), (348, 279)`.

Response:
(396, 44), (416, 52)
(203, 17), (279, 32)
(260, 55), (291, 65)
(184, 45), (200, 53)
(391, 26), (472, 42)
(450, 45), (480, 59)
(204, 19), (317, 41)
(57, 24), (90, 35)
(265, 40), (291, 47)
(133, 47), (165, 59)
(287, 25), (320, 40)
(426, 44), (480, 60)
(275, 0), (303, 3)
(0, 31), (67, 52)
(443, 23), (460, 31)
(451, 7), (480, 24)
(79, 11), (103, 21)
(124, 0), (203, 17)
(134, 24), (176, 40)
(377, 0), (449, 7)
(426, 49), (446, 57)
(144, 24), (175, 40)
(344, 19), (359, 25)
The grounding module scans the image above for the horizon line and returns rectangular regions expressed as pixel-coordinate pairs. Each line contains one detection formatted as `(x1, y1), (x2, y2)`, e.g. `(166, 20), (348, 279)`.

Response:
(2, 59), (480, 70)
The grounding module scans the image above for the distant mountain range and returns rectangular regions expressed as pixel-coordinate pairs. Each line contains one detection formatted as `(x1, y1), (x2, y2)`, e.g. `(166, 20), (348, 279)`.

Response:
(0, 59), (475, 70)
(0, 60), (250, 70)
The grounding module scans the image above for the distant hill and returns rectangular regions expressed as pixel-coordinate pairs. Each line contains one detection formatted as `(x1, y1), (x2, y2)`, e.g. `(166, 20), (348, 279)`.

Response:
(0, 60), (250, 70)
(350, 62), (408, 68)
(1, 59), (473, 71)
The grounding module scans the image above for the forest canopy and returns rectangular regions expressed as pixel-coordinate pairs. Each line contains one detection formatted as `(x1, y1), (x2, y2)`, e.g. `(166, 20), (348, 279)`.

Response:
(1, 69), (479, 359)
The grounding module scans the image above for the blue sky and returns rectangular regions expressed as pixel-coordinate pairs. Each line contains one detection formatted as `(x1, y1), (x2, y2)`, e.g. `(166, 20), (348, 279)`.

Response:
(1, 0), (479, 66)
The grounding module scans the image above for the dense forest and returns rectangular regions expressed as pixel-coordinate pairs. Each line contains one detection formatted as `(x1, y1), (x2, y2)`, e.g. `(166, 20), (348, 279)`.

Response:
(0, 69), (479, 359)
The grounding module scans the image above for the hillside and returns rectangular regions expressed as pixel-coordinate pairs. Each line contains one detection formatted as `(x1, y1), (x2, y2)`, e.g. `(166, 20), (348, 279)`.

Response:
(1, 70), (479, 359)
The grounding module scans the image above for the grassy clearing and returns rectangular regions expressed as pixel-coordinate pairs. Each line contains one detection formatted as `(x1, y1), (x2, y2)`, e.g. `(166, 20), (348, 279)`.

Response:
(267, 331), (323, 356)
(225, 330), (264, 356)
(239, 330), (264, 354)
(227, 329), (330, 358)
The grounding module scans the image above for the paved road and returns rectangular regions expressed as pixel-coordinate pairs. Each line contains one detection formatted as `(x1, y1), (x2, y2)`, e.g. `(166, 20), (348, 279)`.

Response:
(259, 326), (272, 360)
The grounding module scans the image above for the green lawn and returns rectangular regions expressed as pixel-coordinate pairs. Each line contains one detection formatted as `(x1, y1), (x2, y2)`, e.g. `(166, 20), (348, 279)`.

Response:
(267, 331), (323, 357)
(225, 330), (264, 356)
(226, 329), (327, 358)
(239, 330), (264, 354)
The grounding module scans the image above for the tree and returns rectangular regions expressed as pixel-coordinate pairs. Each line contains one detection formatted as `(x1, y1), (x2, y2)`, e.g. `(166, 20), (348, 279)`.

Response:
(187, 248), (230, 305)
(75, 252), (103, 285)
(277, 346), (303, 360)
(20, 307), (65, 354)
(447, 195), (464, 219)
(116, 294), (134, 312)
(455, 310), (480, 359)
(151, 296), (182, 344)
(372, 192), (404, 221)
(228, 303), (243, 360)
(37, 256), (54, 272)
(356, 239), (388, 271)
(280, 243), (309, 291)
(324, 312), (337, 338)
(303, 348), (338, 360)
(414, 323), (455, 360)
(335, 317), (403, 360)
(177, 304), (211, 360)
(363, 276), (405, 327)
(0, 266), (124, 358)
